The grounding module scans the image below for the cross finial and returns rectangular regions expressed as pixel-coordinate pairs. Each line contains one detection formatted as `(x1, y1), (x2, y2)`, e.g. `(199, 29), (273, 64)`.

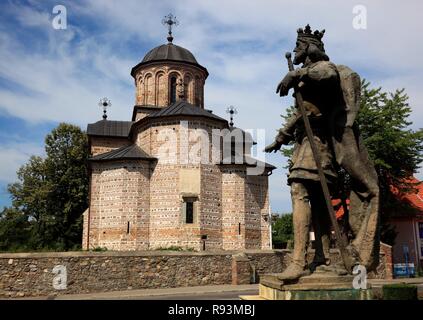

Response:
(162, 13), (179, 43)
(98, 97), (112, 120)
(226, 105), (238, 128)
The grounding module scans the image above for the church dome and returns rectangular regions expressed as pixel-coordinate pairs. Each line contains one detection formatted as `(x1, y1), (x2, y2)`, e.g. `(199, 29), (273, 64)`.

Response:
(131, 42), (208, 77)
(142, 43), (198, 64)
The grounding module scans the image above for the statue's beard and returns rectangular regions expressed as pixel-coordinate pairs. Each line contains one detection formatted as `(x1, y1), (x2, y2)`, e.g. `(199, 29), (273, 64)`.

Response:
(293, 51), (306, 65)
(293, 55), (303, 65)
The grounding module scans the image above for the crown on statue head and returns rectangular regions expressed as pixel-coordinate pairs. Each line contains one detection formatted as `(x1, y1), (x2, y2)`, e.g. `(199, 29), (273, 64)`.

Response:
(297, 24), (325, 44)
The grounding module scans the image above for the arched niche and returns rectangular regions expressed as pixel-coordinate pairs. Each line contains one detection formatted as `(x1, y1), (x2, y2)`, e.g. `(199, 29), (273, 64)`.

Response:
(144, 73), (154, 105)
(155, 71), (166, 106)
(184, 73), (194, 104)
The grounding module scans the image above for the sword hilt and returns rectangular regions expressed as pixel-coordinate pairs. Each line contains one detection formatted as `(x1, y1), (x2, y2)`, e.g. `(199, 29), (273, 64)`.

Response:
(285, 52), (295, 72)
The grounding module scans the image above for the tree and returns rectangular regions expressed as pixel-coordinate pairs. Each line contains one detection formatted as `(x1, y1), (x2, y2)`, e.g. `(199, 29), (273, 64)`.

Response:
(0, 207), (31, 251)
(356, 81), (423, 244)
(280, 81), (423, 245)
(272, 213), (293, 248)
(3, 123), (89, 251)
(43, 123), (89, 249)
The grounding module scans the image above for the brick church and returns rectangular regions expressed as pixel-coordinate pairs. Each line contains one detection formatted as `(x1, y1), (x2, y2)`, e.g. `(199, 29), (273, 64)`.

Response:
(82, 17), (275, 251)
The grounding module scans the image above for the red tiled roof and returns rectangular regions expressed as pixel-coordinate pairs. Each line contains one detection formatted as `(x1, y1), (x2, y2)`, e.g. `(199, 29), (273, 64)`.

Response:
(391, 177), (423, 213)
(332, 198), (350, 219)
(332, 177), (423, 220)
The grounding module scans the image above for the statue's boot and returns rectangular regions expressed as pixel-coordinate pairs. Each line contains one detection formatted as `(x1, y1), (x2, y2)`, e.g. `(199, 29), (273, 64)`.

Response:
(277, 260), (311, 281)
(310, 221), (331, 272)
(315, 263), (349, 276)
(309, 256), (331, 272)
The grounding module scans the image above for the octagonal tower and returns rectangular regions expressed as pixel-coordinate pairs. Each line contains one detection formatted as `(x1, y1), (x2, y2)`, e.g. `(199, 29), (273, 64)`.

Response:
(130, 35), (208, 121)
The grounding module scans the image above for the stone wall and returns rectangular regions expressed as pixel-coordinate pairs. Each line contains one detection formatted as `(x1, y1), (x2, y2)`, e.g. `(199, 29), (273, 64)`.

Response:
(90, 137), (131, 156)
(0, 247), (392, 298)
(84, 161), (152, 251)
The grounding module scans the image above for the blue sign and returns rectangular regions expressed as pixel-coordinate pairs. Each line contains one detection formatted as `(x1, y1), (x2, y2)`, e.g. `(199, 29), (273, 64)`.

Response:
(394, 263), (415, 277)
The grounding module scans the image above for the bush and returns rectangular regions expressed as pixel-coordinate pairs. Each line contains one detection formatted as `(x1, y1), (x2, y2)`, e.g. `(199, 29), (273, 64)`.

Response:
(91, 247), (108, 252)
(382, 283), (418, 300)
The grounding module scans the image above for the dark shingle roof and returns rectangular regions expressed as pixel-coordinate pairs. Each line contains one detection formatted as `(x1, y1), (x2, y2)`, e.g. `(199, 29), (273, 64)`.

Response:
(147, 101), (227, 122)
(89, 144), (156, 162)
(142, 43), (198, 64)
(131, 43), (208, 77)
(87, 120), (134, 138)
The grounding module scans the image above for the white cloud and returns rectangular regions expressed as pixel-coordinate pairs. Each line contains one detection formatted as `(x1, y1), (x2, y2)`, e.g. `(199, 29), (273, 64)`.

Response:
(0, 142), (44, 183)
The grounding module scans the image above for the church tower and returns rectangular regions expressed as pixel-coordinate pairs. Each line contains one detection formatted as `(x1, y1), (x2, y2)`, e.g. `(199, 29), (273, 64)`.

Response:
(130, 15), (207, 121)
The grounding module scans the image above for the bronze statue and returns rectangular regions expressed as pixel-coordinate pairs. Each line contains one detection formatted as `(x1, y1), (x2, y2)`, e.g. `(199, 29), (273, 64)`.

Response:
(265, 24), (380, 281)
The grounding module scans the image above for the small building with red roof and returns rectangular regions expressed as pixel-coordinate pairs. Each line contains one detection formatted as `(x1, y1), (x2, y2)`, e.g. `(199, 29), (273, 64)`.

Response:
(389, 177), (423, 273)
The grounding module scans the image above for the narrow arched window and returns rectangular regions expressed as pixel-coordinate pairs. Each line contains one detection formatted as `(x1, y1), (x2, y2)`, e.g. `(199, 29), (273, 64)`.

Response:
(170, 76), (177, 104)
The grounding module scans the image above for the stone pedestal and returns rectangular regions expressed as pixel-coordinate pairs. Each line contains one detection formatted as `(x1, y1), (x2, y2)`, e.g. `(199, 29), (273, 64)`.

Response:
(241, 270), (373, 300)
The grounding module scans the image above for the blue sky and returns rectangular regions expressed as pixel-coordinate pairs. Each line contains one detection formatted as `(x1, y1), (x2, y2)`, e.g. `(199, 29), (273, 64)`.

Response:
(0, 0), (422, 213)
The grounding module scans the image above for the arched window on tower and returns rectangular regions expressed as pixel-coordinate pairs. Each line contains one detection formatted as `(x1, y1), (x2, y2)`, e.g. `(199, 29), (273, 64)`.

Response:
(170, 76), (177, 104)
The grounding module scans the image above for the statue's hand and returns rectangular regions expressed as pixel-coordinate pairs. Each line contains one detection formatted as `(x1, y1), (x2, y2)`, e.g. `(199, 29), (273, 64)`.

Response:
(264, 141), (282, 153)
(276, 71), (297, 97)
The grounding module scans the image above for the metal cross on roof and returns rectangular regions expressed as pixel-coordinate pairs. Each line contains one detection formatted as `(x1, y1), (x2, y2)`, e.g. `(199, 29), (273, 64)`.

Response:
(98, 97), (112, 120)
(226, 105), (238, 127)
(162, 13), (179, 43)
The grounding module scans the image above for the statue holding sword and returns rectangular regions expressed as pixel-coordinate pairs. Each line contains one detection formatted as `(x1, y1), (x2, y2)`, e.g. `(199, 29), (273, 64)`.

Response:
(265, 25), (380, 281)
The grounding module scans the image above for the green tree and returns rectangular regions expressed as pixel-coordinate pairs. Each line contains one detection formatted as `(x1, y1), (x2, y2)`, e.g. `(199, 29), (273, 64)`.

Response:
(272, 213), (293, 248)
(4, 123), (89, 251)
(43, 123), (89, 249)
(280, 81), (423, 245)
(356, 81), (423, 244)
(0, 207), (31, 251)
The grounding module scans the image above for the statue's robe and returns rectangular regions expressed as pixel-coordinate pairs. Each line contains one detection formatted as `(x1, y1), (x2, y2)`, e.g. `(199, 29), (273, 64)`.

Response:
(333, 65), (380, 271)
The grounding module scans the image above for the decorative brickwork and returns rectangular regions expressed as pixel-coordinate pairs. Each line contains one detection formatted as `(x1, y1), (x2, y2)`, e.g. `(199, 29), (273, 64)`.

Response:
(90, 137), (131, 156)
(86, 161), (151, 250)
(133, 63), (206, 108)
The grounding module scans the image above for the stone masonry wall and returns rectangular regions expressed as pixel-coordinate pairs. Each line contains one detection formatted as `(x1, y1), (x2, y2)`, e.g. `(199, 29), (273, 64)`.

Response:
(200, 164), (223, 250)
(245, 175), (271, 250)
(86, 161), (151, 251)
(221, 167), (246, 250)
(0, 247), (392, 298)
(90, 137), (131, 156)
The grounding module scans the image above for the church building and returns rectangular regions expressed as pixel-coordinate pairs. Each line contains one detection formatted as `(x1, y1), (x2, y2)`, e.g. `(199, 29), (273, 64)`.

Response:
(82, 16), (275, 251)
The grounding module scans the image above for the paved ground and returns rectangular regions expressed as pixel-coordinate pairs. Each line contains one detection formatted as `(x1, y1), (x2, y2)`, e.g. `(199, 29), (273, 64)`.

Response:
(8, 278), (423, 300)
(32, 284), (260, 300)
